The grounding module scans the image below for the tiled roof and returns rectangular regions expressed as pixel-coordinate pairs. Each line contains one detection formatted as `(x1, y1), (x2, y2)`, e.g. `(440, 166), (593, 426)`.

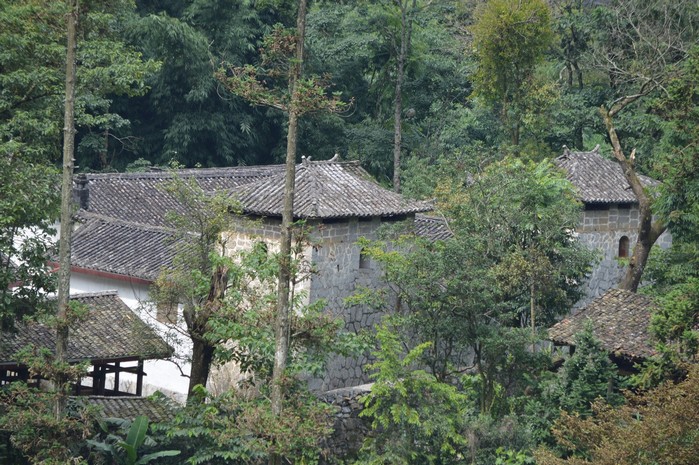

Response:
(414, 214), (453, 241)
(555, 146), (659, 204)
(70, 161), (432, 279)
(84, 166), (282, 227)
(548, 288), (657, 359)
(71, 213), (187, 282)
(233, 159), (432, 219)
(0, 291), (173, 364)
(78, 395), (177, 422)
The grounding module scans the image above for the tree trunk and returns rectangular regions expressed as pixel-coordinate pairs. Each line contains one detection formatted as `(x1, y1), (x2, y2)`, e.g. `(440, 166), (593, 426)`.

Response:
(392, 0), (416, 193)
(392, 57), (403, 193)
(188, 340), (215, 398)
(601, 108), (666, 291)
(54, 0), (78, 420)
(185, 264), (228, 402)
(269, 3), (307, 464)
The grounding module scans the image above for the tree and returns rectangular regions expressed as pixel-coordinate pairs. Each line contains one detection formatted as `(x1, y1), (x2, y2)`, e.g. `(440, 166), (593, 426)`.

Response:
(304, 1), (472, 184)
(153, 384), (334, 465)
(0, 158), (59, 329)
(357, 158), (592, 413)
(54, 0), (79, 421)
(388, 0), (417, 192)
(0, 378), (93, 464)
(147, 175), (350, 462)
(357, 320), (470, 465)
(0, 0), (159, 165)
(0, 0), (66, 162)
(591, 0), (699, 291)
(113, 0), (277, 169)
(633, 50), (699, 385)
(215, 2), (346, 455)
(547, 0), (602, 151)
(151, 177), (249, 399)
(271, 3), (309, 430)
(535, 364), (699, 465)
(551, 0), (588, 92)
(545, 324), (624, 417)
(471, 0), (554, 148)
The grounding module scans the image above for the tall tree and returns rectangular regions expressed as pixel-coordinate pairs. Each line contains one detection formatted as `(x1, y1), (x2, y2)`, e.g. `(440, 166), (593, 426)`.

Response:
(150, 178), (239, 399)
(390, 0), (417, 192)
(272, 2), (304, 434)
(592, 0), (698, 291)
(54, 0), (79, 420)
(471, 0), (554, 148)
(216, 2), (345, 446)
(0, 0), (159, 166)
(305, 1), (471, 184)
(633, 46), (699, 387)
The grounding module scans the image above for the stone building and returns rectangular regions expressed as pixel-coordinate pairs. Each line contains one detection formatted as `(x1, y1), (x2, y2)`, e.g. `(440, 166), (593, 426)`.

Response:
(67, 159), (433, 396)
(229, 157), (433, 389)
(555, 146), (672, 306)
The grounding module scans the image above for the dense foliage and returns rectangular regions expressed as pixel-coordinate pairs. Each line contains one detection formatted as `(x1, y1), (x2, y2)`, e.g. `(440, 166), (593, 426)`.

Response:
(535, 364), (699, 465)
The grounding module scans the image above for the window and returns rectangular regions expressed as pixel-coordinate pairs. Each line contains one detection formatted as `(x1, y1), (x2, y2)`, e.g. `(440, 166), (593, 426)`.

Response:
(359, 248), (371, 270)
(618, 236), (630, 258)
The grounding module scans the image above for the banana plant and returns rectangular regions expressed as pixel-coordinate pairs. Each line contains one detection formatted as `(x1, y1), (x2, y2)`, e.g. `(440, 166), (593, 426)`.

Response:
(87, 415), (180, 465)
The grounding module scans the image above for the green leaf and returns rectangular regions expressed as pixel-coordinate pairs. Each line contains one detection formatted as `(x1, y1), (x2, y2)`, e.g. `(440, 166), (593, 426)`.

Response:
(125, 415), (149, 452)
(135, 450), (181, 465)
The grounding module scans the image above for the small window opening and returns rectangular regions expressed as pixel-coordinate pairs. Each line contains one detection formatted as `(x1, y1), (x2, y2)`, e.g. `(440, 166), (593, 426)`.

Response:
(618, 236), (630, 258)
(255, 240), (269, 255)
(359, 248), (371, 269)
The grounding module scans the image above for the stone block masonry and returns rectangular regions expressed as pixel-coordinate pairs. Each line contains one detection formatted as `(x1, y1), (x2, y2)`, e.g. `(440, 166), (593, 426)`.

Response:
(225, 214), (399, 392)
(576, 203), (671, 308)
(319, 383), (373, 464)
(308, 217), (387, 391)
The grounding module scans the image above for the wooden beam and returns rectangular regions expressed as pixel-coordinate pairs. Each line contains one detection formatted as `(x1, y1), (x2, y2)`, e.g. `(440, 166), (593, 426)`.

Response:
(114, 362), (120, 394)
(136, 360), (144, 396)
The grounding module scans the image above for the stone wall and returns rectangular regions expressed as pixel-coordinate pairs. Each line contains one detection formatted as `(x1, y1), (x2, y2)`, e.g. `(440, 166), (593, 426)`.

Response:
(308, 217), (387, 391)
(576, 203), (671, 307)
(319, 383), (373, 464)
(225, 215), (394, 391)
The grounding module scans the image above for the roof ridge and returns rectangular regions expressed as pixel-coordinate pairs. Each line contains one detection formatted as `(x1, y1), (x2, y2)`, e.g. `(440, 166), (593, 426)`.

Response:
(69, 290), (120, 299)
(309, 162), (321, 217)
(307, 159), (361, 166)
(77, 212), (180, 235)
(47, 290), (120, 301)
(556, 145), (602, 160)
(84, 165), (285, 181)
(415, 213), (444, 222)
